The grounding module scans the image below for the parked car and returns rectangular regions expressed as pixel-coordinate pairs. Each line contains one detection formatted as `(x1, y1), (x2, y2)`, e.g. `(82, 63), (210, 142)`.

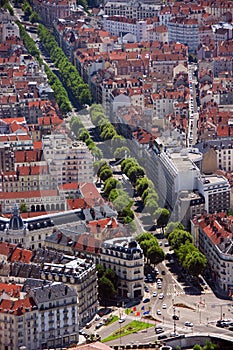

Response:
(158, 334), (167, 340)
(173, 315), (179, 320)
(95, 322), (104, 329)
(153, 292), (157, 297)
(184, 321), (193, 327)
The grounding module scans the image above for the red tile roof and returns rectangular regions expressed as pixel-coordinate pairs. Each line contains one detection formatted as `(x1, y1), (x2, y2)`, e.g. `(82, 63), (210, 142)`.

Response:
(0, 297), (36, 315)
(0, 283), (21, 298)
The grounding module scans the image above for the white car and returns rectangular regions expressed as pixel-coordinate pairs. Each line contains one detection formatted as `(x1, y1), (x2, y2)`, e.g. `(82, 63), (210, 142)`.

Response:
(158, 293), (164, 299)
(119, 317), (126, 323)
(162, 304), (167, 309)
(185, 321), (193, 327)
(157, 309), (162, 315)
(153, 292), (157, 297)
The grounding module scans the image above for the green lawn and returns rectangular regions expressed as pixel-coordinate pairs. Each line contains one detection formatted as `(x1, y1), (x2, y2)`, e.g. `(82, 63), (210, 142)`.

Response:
(102, 320), (153, 343)
(105, 315), (119, 326)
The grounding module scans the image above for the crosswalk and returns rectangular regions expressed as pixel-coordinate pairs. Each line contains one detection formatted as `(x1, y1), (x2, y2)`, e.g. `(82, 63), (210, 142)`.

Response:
(166, 291), (185, 296)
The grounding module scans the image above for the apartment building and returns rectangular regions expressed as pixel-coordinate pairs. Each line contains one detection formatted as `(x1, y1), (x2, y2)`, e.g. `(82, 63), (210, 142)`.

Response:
(2, 21), (19, 41)
(0, 240), (98, 328)
(168, 17), (199, 52)
(0, 144), (14, 173)
(191, 213), (233, 294)
(0, 189), (66, 214)
(32, 0), (76, 26)
(103, 16), (153, 42)
(0, 281), (78, 350)
(147, 25), (168, 43)
(104, 0), (161, 20)
(43, 135), (93, 185)
(100, 237), (144, 299)
(197, 175), (231, 214)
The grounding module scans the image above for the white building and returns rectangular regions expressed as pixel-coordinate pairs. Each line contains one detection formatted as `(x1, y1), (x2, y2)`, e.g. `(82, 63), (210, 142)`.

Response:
(197, 175), (231, 214)
(2, 21), (19, 41)
(103, 15), (153, 42)
(104, 0), (161, 20)
(100, 237), (144, 299)
(168, 17), (199, 52)
(43, 135), (94, 184)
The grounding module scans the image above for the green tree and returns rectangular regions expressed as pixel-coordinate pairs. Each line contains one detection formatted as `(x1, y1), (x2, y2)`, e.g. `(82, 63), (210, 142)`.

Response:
(93, 160), (106, 175)
(169, 229), (193, 250)
(112, 194), (132, 212)
(147, 244), (165, 265)
(97, 162), (109, 177)
(20, 202), (28, 213)
(136, 232), (153, 244)
(29, 11), (41, 23)
(103, 178), (122, 197)
(155, 208), (170, 229)
(111, 135), (126, 151)
(91, 147), (103, 161)
(136, 177), (154, 197)
(121, 158), (137, 173)
(98, 276), (116, 300)
(193, 345), (203, 350)
(99, 168), (112, 182)
(202, 341), (219, 350)
(96, 264), (105, 279)
(165, 222), (185, 237)
(114, 146), (130, 160)
(127, 165), (145, 184)
(184, 250), (207, 276)
(145, 199), (159, 215)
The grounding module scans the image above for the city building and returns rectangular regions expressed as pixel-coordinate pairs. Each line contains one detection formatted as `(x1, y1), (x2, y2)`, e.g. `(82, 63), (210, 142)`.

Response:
(103, 16), (153, 42)
(100, 237), (144, 299)
(32, 0), (77, 26)
(42, 135), (94, 185)
(197, 174), (231, 214)
(0, 281), (78, 350)
(168, 17), (199, 52)
(0, 240), (98, 328)
(191, 213), (233, 294)
(104, 0), (161, 20)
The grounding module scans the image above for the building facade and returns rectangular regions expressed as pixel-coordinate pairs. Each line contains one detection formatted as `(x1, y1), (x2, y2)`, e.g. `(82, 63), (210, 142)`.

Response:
(100, 237), (144, 299)
(191, 214), (233, 293)
(0, 281), (78, 350)
(168, 17), (199, 52)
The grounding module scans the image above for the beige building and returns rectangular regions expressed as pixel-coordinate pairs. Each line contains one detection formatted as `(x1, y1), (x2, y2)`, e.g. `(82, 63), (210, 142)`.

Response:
(43, 135), (93, 185)
(0, 281), (78, 350)
(100, 237), (144, 299)
(0, 189), (66, 214)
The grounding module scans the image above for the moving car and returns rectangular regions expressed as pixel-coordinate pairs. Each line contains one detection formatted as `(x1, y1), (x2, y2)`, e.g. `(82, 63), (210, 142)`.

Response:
(162, 304), (167, 309)
(158, 293), (164, 299)
(184, 321), (193, 327)
(155, 327), (164, 334)
(119, 317), (126, 323)
(153, 291), (157, 297)
(143, 298), (150, 303)
(157, 309), (162, 315)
